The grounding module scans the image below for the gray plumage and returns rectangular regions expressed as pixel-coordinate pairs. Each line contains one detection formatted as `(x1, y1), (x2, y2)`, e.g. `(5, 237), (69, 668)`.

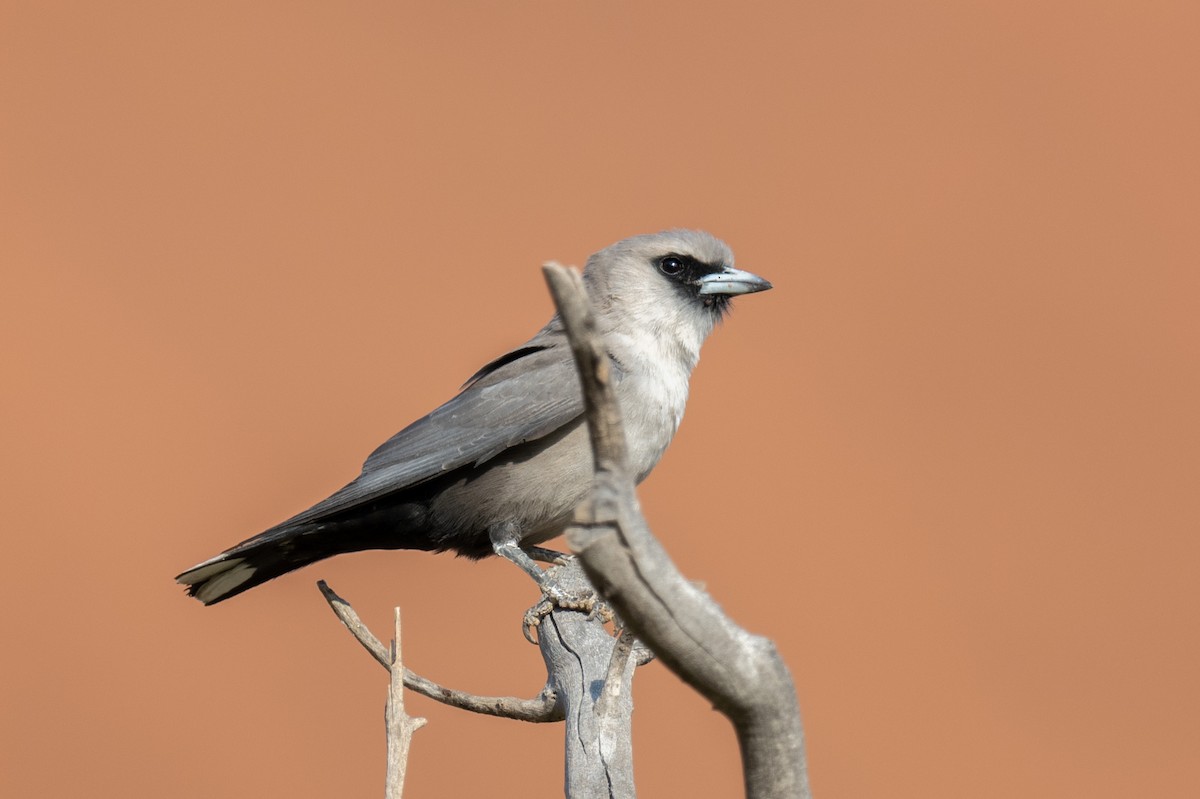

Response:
(176, 230), (771, 604)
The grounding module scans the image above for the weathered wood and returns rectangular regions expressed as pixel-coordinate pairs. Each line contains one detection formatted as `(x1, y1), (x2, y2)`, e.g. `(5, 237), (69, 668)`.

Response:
(385, 608), (426, 799)
(319, 580), (561, 722)
(534, 560), (637, 799)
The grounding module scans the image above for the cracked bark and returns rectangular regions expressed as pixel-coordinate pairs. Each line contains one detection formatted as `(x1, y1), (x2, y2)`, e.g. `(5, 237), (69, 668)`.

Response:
(320, 565), (637, 798)
(535, 561), (637, 799)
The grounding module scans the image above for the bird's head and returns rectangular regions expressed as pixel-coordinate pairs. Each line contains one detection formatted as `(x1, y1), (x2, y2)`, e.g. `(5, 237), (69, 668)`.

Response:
(582, 230), (771, 361)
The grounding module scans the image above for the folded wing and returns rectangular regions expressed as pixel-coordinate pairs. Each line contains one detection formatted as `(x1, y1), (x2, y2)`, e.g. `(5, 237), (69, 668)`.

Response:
(279, 329), (586, 527)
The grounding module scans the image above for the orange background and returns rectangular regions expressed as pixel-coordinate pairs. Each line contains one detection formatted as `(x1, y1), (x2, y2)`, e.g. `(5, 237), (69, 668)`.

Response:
(2, 2), (1197, 797)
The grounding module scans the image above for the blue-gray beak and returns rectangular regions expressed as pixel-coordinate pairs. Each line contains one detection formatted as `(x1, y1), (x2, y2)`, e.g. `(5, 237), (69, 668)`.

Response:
(696, 267), (773, 296)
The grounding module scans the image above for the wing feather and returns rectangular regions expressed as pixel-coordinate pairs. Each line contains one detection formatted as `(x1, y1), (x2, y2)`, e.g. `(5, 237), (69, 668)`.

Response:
(279, 331), (586, 527)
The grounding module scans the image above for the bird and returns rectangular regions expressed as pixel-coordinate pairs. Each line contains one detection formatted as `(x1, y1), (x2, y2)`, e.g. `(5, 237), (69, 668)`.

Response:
(176, 230), (771, 605)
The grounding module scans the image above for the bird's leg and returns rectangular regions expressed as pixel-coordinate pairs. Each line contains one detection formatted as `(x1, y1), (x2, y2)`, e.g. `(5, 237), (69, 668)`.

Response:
(489, 524), (612, 642)
(488, 522), (547, 585)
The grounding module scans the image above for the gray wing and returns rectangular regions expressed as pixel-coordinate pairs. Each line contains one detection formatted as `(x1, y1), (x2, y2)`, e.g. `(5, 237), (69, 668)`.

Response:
(280, 326), (587, 526)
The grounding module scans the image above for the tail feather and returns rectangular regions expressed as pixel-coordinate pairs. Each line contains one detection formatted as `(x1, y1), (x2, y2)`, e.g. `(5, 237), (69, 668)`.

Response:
(176, 524), (336, 605)
(177, 491), (453, 604)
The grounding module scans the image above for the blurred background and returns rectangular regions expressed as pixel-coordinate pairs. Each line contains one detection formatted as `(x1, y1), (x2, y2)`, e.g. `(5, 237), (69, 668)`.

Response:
(2, 2), (1197, 796)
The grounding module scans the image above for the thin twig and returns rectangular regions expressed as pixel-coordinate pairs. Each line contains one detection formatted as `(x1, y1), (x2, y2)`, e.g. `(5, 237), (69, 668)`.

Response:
(386, 608), (426, 799)
(318, 581), (563, 722)
(319, 580), (391, 665)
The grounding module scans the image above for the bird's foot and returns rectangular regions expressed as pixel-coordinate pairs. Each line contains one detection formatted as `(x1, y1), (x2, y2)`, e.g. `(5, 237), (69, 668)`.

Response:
(521, 568), (614, 644)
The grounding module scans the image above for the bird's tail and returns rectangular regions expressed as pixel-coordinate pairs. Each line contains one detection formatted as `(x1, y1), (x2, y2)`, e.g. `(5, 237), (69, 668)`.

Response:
(176, 522), (350, 605)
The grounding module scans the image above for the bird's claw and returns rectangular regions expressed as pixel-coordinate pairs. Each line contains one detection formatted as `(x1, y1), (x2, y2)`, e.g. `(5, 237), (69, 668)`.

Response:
(522, 598), (554, 644)
(521, 581), (614, 644)
(526, 546), (575, 566)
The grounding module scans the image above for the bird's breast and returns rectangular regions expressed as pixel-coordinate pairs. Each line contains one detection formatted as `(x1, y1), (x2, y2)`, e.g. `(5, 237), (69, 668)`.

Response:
(616, 363), (691, 483)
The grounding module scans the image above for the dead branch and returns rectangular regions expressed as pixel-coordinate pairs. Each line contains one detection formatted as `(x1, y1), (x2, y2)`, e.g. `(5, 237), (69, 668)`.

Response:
(320, 565), (637, 799)
(533, 559), (637, 799)
(319, 581), (561, 723)
(385, 608), (426, 798)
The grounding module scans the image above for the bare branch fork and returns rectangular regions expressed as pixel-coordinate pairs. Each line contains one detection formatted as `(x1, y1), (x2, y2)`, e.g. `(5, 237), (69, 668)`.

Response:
(319, 580), (561, 723)
(321, 568), (639, 799)
(321, 557), (641, 798)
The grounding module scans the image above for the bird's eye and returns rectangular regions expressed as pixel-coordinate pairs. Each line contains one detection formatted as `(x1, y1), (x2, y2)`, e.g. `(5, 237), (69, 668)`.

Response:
(659, 256), (684, 276)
